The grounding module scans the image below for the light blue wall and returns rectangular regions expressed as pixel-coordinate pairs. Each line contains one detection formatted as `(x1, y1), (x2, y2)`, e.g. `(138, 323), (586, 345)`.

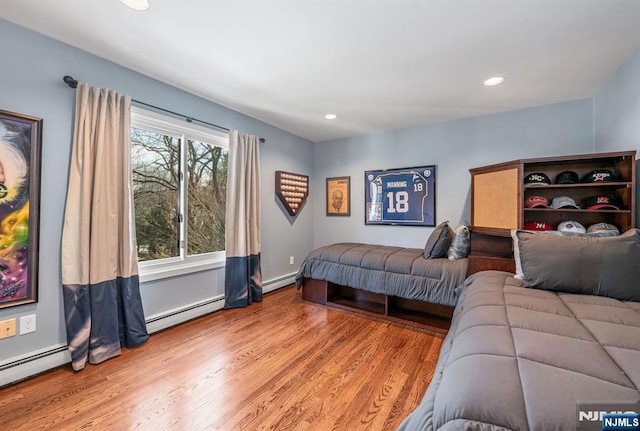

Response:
(313, 100), (594, 249)
(593, 46), (640, 223)
(594, 47), (640, 153)
(0, 18), (314, 370)
(3, 13), (639, 384)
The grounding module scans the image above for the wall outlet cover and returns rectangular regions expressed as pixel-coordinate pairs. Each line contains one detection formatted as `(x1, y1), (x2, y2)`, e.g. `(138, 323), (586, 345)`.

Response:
(20, 314), (36, 335)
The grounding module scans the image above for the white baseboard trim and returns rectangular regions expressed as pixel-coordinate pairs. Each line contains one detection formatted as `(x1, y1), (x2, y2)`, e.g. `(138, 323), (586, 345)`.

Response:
(0, 344), (70, 388)
(263, 272), (296, 294)
(145, 295), (225, 334)
(145, 272), (296, 334)
(0, 272), (297, 387)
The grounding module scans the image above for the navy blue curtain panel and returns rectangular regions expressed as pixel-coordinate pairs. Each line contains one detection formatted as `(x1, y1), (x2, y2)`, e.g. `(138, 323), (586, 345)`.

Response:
(62, 276), (148, 368)
(224, 254), (263, 308)
(224, 131), (262, 309)
(61, 83), (148, 371)
(117, 275), (149, 346)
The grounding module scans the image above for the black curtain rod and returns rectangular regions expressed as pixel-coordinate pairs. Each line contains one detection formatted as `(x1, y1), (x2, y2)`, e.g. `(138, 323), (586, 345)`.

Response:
(62, 75), (265, 143)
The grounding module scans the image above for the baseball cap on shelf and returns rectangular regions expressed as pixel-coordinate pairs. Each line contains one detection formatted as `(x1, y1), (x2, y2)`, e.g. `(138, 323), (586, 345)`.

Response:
(585, 195), (620, 210)
(580, 169), (619, 183)
(549, 196), (580, 209)
(523, 221), (552, 231)
(524, 196), (549, 208)
(524, 172), (551, 187)
(557, 220), (586, 234)
(587, 222), (620, 235)
(555, 170), (579, 184)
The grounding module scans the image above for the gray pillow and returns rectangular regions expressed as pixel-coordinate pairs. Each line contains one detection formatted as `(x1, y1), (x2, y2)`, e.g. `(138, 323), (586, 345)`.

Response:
(424, 221), (453, 259)
(447, 222), (471, 260)
(511, 229), (562, 279)
(514, 228), (640, 301)
(511, 229), (618, 279)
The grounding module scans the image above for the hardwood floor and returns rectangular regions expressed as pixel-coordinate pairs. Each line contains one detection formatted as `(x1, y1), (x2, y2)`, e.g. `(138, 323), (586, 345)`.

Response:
(0, 286), (444, 430)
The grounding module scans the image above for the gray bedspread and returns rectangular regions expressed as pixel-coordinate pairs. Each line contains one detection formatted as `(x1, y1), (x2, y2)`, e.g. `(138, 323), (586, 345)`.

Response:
(294, 242), (468, 307)
(399, 270), (640, 431)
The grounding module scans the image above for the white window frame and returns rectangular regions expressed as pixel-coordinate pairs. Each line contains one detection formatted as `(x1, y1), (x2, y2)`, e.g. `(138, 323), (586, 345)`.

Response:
(131, 107), (228, 282)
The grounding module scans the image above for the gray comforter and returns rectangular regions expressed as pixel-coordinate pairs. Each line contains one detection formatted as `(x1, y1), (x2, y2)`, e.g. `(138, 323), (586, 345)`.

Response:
(399, 270), (640, 431)
(294, 242), (468, 307)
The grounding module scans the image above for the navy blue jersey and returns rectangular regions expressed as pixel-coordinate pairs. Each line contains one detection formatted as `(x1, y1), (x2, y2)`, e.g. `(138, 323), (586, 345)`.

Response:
(367, 169), (433, 224)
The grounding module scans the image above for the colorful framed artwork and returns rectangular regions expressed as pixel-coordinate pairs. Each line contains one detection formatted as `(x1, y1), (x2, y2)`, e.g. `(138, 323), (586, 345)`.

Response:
(326, 176), (350, 216)
(364, 165), (436, 226)
(0, 110), (42, 309)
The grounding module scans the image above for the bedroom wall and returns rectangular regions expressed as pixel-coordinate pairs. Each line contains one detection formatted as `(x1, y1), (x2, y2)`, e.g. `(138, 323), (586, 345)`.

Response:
(313, 99), (594, 249)
(2, 15), (635, 387)
(0, 18), (314, 385)
(593, 45), (640, 223)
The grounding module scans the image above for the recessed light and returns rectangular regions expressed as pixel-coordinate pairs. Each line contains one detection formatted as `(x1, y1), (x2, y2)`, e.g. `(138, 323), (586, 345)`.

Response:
(484, 76), (505, 86)
(324, 114), (337, 120)
(119, 0), (149, 11)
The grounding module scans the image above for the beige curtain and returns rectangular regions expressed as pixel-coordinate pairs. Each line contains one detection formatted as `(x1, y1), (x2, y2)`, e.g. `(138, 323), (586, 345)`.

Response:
(61, 83), (148, 371)
(224, 130), (262, 308)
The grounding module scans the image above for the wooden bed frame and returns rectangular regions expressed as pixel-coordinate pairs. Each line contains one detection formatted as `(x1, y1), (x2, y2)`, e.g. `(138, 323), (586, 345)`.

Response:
(300, 232), (516, 335)
(301, 277), (454, 335)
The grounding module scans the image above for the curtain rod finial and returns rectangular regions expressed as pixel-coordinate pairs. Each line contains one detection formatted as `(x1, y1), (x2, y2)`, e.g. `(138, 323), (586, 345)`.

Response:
(63, 75), (78, 89)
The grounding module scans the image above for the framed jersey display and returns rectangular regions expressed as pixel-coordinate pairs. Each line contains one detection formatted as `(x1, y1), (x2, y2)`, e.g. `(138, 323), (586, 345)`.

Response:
(364, 165), (436, 226)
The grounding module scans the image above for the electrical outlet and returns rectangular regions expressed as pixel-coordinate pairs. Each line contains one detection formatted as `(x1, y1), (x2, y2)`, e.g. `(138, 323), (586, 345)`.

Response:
(289, 256), (295, 265)
(20, 314), (36, 335)
(0, 318), (17, 339)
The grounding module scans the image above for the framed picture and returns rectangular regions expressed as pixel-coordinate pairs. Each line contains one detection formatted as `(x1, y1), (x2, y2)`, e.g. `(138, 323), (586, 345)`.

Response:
(364, 165), (436, 226)
(326, 176), (350, 216)
(0, 110), (42, 309)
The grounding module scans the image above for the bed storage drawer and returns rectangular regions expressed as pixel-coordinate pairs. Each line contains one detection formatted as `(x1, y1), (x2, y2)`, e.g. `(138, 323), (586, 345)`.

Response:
(301, 278), (452, 335)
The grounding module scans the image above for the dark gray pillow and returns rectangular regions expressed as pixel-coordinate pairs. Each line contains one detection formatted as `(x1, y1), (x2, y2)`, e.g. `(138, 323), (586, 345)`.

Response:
(515, 228), (640, 301)
(424, 221), (453, 259)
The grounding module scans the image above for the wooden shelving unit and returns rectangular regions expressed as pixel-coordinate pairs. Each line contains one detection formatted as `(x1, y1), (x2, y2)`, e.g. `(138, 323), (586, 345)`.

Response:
(470, 150), (636, 234)
(467, 150), (636, 275)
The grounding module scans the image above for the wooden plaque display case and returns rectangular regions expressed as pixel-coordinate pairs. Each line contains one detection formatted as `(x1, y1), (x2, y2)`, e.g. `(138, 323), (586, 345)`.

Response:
(468, 150), (636, 275)
(275, 170), (309, 216)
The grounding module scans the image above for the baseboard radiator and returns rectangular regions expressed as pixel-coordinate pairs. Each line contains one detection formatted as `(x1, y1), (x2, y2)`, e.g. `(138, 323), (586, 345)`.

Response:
(0, 273), (296, 388)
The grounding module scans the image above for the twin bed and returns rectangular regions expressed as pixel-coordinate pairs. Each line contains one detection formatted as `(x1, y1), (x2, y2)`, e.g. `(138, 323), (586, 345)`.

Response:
(294, 242), (467, 307)
(297, 229), (640, 430)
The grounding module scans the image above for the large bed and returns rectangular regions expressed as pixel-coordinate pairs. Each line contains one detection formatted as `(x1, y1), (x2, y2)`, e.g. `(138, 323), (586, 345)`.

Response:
(399, 229), (640, 430)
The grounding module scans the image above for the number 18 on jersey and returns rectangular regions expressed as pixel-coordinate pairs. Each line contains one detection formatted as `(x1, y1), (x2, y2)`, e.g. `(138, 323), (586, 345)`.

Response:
(365, 166), (435, 226)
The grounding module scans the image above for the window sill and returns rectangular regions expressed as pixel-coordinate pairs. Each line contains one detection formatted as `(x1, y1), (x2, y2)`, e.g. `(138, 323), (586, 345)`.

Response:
(139, 256), (226, 283)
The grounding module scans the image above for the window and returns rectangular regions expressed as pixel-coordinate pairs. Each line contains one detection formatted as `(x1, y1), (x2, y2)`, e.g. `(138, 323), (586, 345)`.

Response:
(130, 107), (228, 281)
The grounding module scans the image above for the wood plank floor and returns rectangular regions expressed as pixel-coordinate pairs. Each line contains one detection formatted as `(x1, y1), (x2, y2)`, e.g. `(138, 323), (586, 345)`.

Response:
(0, 286), (444, 431)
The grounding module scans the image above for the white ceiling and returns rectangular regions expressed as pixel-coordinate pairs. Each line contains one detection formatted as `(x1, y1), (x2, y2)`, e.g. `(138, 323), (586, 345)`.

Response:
(2, 0), (640, 142)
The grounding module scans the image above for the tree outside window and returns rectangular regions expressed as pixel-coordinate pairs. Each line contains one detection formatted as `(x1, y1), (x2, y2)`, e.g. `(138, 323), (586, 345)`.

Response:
(130, 109), (228, 270)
